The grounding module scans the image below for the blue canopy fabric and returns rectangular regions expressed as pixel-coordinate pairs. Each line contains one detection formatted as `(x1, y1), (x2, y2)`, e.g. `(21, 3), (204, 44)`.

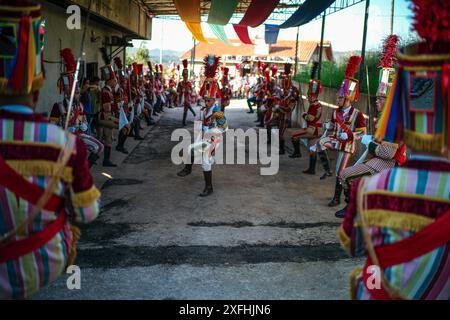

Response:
(265, 24), (280, 44)
(280, 0), (335, 29)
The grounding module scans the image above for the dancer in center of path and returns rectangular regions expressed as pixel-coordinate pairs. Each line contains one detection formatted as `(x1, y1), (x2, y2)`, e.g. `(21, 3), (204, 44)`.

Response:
(177, 59), (196, 126)
(177, 55), (227, 197)
(289, 62), (323, 175)
(316, 56), (367, 207)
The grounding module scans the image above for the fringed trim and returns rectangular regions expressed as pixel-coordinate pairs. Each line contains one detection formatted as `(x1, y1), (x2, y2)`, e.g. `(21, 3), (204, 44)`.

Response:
(354, 209), (434, 232)
(337, 225), (352, 256)
(6, 160), (73, 183)
(0, 73), (44, 95)
(73, 185), (101, 208)
(349, 267), (363, 300)
(404, 129), (444, 155)
(66, 224), (81, 268)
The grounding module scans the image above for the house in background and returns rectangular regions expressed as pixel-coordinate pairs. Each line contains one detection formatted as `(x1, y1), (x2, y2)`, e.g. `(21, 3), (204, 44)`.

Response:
(180, 35), (333, 78)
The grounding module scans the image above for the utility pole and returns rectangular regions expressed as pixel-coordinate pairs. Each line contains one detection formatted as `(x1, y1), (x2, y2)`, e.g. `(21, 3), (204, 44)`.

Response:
(390, 0), (395, 34)
(160, 20), (164, 65)
(294, 26), (300, 76)
(359, 0), (370, 84)
(318, 12), (326, 80)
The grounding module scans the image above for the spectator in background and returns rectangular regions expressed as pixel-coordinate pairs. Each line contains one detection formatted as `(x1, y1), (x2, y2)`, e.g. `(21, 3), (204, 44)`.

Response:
(80, 78), (93, 134)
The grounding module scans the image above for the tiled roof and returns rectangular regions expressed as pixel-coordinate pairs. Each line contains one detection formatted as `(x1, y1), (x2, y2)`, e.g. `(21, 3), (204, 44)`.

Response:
(180, 39), (333, 63)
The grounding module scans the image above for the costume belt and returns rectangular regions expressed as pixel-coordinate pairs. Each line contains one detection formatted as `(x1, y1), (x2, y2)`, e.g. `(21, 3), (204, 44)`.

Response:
(361, 208), (450, 299)
(0, 155), (66, 263)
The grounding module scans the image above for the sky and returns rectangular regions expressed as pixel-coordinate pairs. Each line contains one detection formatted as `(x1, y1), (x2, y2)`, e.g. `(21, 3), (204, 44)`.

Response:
(133, 0), (416, 54)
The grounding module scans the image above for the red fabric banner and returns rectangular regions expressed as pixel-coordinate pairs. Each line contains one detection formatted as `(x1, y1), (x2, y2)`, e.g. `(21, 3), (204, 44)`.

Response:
(239, 0), (279, 27)
(233, 25), (253, 45)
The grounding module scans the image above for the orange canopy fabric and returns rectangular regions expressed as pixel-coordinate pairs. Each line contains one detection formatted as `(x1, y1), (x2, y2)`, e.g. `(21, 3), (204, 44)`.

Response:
(174, 0), (209, 43)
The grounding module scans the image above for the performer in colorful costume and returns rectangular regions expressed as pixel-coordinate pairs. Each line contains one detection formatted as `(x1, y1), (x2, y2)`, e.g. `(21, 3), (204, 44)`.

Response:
(335, 35), (406, 218)
(289, 62), (323, 175)
(98, 49), (120, 166)
(268, 64), (298, 154)
(177, 59), (196, 126)
(338, 0), (450, 300)
(0, 1), (100, 299)
(50, 48), (104, 167)
(177, 55), (227, 197)
(219, 67), (232, 112)
(316, 56), (367, 207)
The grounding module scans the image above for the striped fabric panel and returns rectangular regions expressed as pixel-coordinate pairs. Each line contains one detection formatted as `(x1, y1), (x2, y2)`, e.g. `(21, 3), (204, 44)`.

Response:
(0, 119), (66, 147)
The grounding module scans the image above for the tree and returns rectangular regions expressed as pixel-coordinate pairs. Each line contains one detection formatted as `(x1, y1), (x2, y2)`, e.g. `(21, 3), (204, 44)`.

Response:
(126, 44), (151, 65)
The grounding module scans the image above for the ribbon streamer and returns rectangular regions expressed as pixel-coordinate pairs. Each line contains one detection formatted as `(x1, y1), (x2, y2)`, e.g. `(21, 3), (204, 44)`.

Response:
(280, 0), (334, 29)
(233, 24), (253, 45)
(207, 0), (239, 25)
(174, 0), (209, 43)
(208, 24), (239, 46)
(265, 24), (280, 44)
(239, 0), (280, 28)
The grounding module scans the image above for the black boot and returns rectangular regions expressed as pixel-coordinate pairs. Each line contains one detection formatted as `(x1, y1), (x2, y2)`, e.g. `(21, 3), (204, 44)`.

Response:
(116, 131), (129, 154)
(189, 106), (196, 117)
(328, 178), (343, 207)
(199, 170), (213, 197)
(257, 114), (265, 128)
(88, 152), (99, 168)
(279, 139), (285, 155)
(102, 147), (117, 167)
(303, 153), (317, 174)
(318, 151), (332, 180)
(289, 140), (302, 158)
(177, 163), (192, 177)
(134, 122), (144, 140)
(335, 184), (350, 218)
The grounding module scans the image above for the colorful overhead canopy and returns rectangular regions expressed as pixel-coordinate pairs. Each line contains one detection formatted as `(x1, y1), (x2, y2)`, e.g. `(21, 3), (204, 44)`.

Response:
(207, 0), (239, 25)
(280, 0), (335, 28)
(233, 24), (253, 45)
(237, 0), (280, 28)
(173, 0), (209, 42)
(208, 24), (239, 46)
(265, 24), (280, 44)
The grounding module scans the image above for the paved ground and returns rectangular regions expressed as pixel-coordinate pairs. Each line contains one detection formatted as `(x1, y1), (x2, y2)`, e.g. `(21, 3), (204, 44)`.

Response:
(34, 100), (363, 300)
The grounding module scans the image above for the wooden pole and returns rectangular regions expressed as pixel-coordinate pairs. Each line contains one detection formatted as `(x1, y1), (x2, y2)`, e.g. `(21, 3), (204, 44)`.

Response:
(318, 12), (326, 80)
(294, 26), (300, 76)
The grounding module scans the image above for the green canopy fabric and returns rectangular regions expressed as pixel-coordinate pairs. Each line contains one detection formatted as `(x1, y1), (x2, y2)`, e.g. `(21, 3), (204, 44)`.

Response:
(207, 0), (239, 25)
(208, 24), (239, 46)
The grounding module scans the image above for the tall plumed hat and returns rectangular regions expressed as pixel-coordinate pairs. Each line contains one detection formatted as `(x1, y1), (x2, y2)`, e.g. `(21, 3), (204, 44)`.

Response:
(182, 59), (189, 77)
(307, 61), (322, 95)
(282, 63), (292, 91)
(375, 0), (450, 158)
(221, 66), (229, 84)
(338, 55), (362, 102)
(58, 48), (76, 93)
(200, 54), (220, 99)
(377, 35), (400, 97)
(114, 56), (126, 80)
(99, 47), (115, 81)
(0, 1), (46, 95)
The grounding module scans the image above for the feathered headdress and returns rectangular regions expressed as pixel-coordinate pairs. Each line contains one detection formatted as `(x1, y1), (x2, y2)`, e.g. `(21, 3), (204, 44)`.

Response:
(271, 65), (278, 78)
(159, 64), (163, 74)
(284, 63), (292, 76)
(308, 62), (322, 96)
(377, 35), (399, 97)
(222, 67), (229, 83)
(132, 63), (138, 77)
(338, 55), (362, 102)
(203, 54), (220, 79)
(344, 55), (362, 79)
(114, 57), (123, 70)
(411, 0), (450, 48)
(379, 35), (399, 68)
(181, 59), (189, 77)
(182, 59), (188, 70)
(60, 48), (76, 73)
(58, 48), (75, 94)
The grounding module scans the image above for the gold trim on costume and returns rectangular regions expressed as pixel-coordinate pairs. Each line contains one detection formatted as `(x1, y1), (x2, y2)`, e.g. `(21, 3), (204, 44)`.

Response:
(354, 209), (434, 232)
(397, 51), (450, 62)
(6, 160), (74, 183)
(72, 185), (101, 208)
(364, 189), (450, 203)
(337, 225), (351, 256)
(403, 129), (444, 155)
